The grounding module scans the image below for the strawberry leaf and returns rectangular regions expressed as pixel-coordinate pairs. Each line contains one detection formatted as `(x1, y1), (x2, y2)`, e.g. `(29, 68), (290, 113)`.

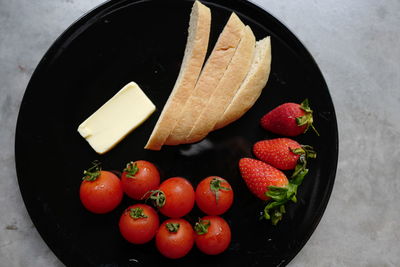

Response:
(295, 114), (311, 127)
(296, 99), (320, 136)
(291, 145), (316, 178)
(265, 186), (288, 202)
(271, 205), (286, 225)
(263, 169), (309, 225)
(300, 98), (312, 113)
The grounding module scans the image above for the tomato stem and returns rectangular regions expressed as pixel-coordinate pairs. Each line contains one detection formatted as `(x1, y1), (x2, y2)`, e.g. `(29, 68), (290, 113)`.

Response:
(146, 190), (166, 208)
(194, 219), (210, 235)
(128, 207), (148, 219)
(166, 223), (180, 233)
(123, 161), (139, 178)
(82, 160), (101, 181)
(210, 177), (231, 204)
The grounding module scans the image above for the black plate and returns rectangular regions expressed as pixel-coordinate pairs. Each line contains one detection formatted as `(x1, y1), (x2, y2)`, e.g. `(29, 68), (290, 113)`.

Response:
(15, 0), (338, 266)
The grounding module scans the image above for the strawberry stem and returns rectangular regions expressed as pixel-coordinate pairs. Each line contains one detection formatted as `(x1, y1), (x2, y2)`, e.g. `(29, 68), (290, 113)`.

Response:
(296, 99), (320, 136)
(82, 160), (101, 181)
(291, 145), (316, 178)
(262, 169), (309, 225)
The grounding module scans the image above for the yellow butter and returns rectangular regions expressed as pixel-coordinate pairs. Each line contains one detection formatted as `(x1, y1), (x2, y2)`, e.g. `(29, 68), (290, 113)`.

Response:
(78, 82), (156, 154)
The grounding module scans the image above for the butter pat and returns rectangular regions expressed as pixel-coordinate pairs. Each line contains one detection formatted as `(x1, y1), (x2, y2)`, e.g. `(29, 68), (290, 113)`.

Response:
(78, 82), (156, 154)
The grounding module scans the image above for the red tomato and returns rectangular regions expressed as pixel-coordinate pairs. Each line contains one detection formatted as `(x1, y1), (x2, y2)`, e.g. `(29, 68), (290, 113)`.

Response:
(119, 204), (159, 244)
(121, 160), (160, 200)
(79, 162), (123, 214)
(195, 176), (233, 215)
(194, 216), (231, 255)
(148, 177), (195, 218)
(156, 218), (194, 259)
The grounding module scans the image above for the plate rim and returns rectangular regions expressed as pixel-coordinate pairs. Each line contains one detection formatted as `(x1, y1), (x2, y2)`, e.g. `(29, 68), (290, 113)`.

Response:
(15, 0), (339, 266)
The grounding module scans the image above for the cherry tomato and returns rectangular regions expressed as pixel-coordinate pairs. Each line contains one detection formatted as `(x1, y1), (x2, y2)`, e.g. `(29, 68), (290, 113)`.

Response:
(121, 160), (160, 200)
(195, 176), (233, 215)
(194, 216), (231, 255)
(156, 218), (195, 259)
(119, 204), (159, 244)
(148, 177), (195, 218)
(79, 161), (123, 214)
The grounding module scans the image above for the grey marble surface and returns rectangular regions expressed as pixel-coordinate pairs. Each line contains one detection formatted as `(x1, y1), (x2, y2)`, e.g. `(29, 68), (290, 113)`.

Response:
(1, 0), (399, 266)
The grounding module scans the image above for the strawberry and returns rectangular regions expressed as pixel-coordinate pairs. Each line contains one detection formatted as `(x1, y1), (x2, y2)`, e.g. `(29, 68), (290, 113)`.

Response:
(238, 157), (309, 225)
(238, 158), (288, 201)
(252, 138), (316, 176)
(260, 99), (319, 136)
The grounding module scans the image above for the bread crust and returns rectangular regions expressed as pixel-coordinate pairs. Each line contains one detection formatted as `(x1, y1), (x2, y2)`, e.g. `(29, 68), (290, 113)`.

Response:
(214, 37), (272, 130)
(186, 25), (256, 143)
(165, 12), (245, 146)
(144, 1), (211, 150)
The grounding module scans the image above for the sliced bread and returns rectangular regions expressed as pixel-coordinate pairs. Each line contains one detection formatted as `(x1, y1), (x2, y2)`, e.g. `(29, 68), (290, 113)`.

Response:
(214, 36), (272, 130)
(186, 25), (256, 143)
(165, 12), (245, 146)
(144, 1), (211, 150)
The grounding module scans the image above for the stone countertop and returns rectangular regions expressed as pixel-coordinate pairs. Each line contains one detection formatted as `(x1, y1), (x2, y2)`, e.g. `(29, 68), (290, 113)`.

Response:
(0, 0), (399, 266)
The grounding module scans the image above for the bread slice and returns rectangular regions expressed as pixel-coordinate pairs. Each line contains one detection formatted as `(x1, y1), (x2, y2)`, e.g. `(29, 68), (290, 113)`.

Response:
(144, 1), (211, 150)
(214, 37), (272, 130)
(165, 12), (245, 146)
(186, 25), (256, 143)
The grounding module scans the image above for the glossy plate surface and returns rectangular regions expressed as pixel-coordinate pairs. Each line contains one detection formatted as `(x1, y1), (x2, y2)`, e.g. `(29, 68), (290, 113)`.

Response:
(15, 0), (338, 266)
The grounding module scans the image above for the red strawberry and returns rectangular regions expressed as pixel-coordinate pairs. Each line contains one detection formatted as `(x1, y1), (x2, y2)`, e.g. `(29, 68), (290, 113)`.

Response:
(260, 99), (319, 136)
(253, 138), (316, 173)
(253, 138), (301, 170)
(238, 158), (288, 200)
(238, 157), (310, 225)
